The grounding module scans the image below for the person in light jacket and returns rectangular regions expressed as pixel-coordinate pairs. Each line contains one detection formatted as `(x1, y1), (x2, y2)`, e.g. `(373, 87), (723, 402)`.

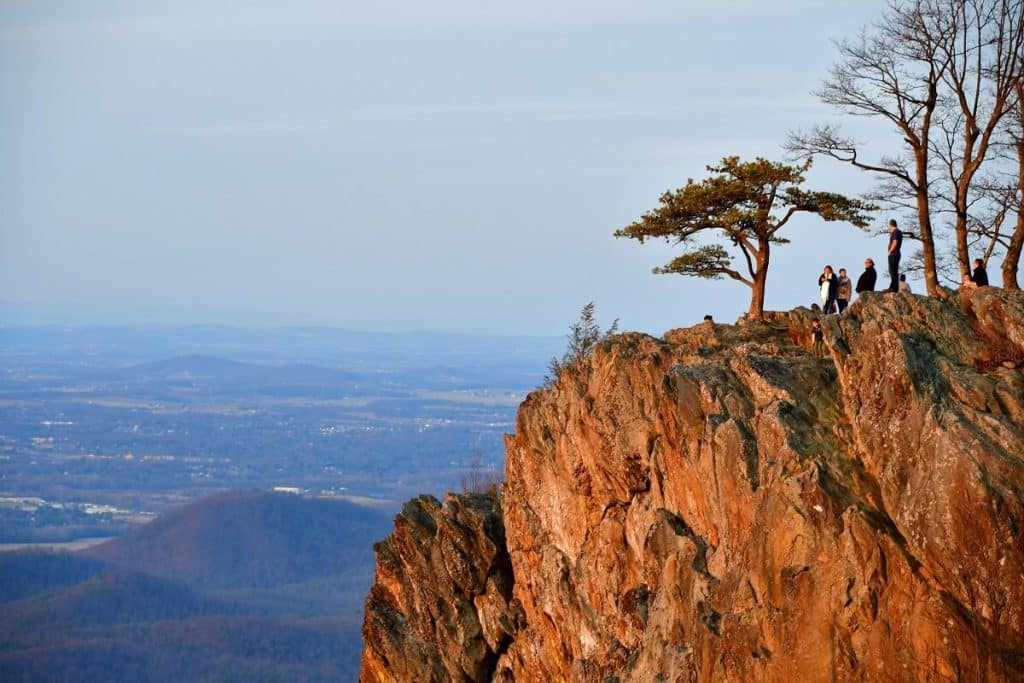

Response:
(836, 268), (852, 312)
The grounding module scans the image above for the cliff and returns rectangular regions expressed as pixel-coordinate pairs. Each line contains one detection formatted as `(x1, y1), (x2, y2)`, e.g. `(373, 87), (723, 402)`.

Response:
(361, 288), (1024, 682)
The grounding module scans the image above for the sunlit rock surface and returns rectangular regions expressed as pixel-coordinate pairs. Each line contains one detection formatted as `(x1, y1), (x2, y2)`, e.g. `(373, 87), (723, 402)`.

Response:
(362, 288), (1024, 681)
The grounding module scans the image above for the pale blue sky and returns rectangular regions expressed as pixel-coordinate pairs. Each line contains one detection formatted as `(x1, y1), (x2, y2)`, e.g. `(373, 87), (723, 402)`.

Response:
(2, 0), (896, 335)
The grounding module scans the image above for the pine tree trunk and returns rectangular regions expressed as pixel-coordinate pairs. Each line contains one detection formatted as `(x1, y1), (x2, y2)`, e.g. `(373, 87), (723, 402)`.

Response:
(747, 243), (769, 319)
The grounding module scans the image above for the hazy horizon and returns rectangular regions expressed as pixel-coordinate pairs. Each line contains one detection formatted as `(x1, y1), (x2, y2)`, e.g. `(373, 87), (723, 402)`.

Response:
(3, 1), (921, 337)
(0, 307), (564, 338)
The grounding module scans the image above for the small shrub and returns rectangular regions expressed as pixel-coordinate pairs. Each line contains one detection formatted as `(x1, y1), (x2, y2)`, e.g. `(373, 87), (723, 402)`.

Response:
(542, 302), (619, 388)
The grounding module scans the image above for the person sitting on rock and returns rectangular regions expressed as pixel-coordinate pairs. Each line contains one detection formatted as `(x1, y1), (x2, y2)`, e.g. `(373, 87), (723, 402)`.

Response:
(971, 258), (989, 287)
(898, 273), (911, 293)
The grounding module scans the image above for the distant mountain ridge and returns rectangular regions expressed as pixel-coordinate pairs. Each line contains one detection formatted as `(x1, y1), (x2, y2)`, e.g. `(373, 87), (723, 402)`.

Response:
(0, 570), (228, 633)
(0, 323), (559, 371)
(0, 550), (108, 603)
(0, 489), (393, 681)
(121, 354), (366, 386)
(85, 489), (391, 588)
(75, 353), (538, 395)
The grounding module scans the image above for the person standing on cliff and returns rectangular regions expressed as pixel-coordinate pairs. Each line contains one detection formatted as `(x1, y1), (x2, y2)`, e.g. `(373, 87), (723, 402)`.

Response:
(818, 265), (839, 313)
(887, 219), (902, 292)
(836, 268), (852, 312)
(856, 258), (877, 298)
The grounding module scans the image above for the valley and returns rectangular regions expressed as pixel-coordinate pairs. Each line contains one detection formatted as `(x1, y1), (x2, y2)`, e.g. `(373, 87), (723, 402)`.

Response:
(0, 324), (555, 544)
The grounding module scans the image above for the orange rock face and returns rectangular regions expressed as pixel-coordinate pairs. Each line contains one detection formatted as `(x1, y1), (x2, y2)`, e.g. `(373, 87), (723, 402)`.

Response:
(362, 289), (1024, 681)
(360, 493), (514, 682)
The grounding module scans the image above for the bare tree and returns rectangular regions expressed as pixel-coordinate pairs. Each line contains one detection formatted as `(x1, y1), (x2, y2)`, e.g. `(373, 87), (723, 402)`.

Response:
(928, 0), (1024, 279)
(791, 0), (1024, 293)
(961, 171), (1015, 260)
(460, 447), (503, 496)
(788, 0), (951, 294)
(1003, 80), (1024, 287)
(904, 238), (968, 285)
(954, 77), (1024, 288)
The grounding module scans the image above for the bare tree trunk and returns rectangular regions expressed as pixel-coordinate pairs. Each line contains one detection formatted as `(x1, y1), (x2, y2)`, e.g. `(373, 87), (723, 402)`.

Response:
(1005, 85), (1024, 289)
(918, 214), (942, 294)
(954, 186), (974, 282)
(936, 0), (1024, 280)
(914, 140), (942, 295)
(1005, 128), (1024, 288)
(1004, 217), (1023, 289)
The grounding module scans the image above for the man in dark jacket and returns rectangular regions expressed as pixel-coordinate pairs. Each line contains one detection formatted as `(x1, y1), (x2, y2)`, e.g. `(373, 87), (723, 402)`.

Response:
(971, 258), (989, 287)
(856, 258), (877, 297)
(887, 219), (903, 292)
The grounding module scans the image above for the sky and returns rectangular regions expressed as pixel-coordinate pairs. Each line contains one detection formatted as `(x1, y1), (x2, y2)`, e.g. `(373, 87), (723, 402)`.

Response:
(1, 0), (905, 336)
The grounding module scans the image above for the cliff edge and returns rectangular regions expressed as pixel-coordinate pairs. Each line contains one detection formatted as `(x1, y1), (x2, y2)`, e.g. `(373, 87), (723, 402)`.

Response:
(362, 288), (1024, 682)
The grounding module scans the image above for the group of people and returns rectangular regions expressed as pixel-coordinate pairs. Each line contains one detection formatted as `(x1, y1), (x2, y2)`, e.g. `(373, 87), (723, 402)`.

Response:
(814, 260), (885, 313)
(808, 218), (993, 357)
(814, 218), (990, 314)
(814, 219), (904, 314)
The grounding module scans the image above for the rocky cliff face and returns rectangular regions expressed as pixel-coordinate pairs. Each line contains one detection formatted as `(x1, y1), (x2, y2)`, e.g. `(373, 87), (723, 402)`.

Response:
(361, 289), (1024, 682)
